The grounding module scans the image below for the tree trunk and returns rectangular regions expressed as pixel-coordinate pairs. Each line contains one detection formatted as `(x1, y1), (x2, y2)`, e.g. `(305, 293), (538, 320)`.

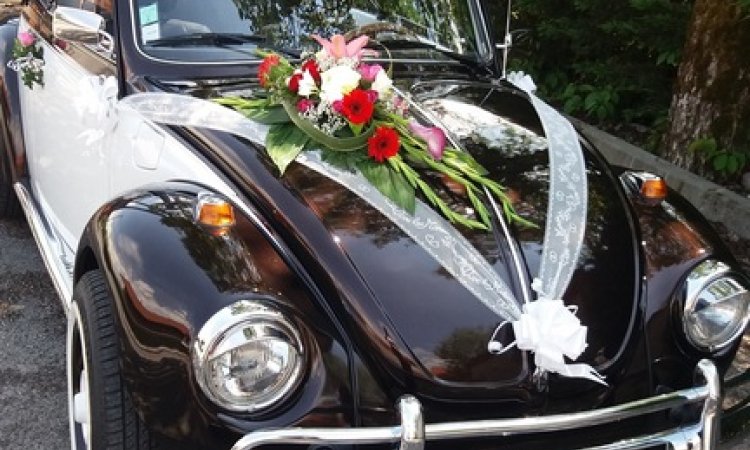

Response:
(662, 0), (750, 171)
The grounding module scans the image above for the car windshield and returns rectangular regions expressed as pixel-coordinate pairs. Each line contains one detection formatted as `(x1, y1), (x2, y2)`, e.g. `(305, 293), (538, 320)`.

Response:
(132, 0), (486, 63)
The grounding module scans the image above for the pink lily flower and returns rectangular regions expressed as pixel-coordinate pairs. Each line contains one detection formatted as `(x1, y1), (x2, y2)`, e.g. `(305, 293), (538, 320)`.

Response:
(18, 31), (36, 47)
(409, 121), (447, 160)
(312, 34), (376, 60)
(359, 63), (383, 82)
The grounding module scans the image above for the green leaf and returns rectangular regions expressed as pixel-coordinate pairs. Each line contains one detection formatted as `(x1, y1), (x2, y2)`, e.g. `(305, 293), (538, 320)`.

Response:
(736, 152), (747, 170)
(357, 160), (416, 214)
(240, 105), (290, 124)
(713, 153), (728, 172)
(349, 121), (363, 136)
(688, 137), (717, 154)
(563, 96), (582, 114)
(214, 97), (290, 124)
(282, 101), (374, 151)
(726, 154), (739, 174)
(321, 150), (366, 171)
(443, 150), (489, 176)
(584, 92), (599, 112)
(265, 124), (309, 174)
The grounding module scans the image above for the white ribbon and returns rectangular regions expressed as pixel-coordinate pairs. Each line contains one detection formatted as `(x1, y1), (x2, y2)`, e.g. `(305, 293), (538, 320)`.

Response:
(506, 71), (537, 94)
(111, 81), (603, 384)
(117, 93), (523, 323)
(74, 75), (119, 146)
(488, 72), (605, 384)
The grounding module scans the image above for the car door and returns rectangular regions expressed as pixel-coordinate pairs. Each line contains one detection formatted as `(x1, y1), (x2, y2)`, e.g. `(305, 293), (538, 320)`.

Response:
(18, 0), (116, 255)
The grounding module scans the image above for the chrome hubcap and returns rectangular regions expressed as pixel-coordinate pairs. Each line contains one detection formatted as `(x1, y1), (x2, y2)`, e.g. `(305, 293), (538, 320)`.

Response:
(73, 369), (91, 447)
(67, 303), (92, 450)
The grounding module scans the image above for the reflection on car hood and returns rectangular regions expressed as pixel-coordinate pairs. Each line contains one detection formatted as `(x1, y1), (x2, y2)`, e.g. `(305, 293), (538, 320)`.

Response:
(179, 80), (641, 413)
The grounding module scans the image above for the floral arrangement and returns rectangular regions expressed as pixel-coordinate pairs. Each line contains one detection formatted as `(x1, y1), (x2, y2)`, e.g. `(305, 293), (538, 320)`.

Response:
(217, 34), (530, 230)
(7, 31), (44, 89)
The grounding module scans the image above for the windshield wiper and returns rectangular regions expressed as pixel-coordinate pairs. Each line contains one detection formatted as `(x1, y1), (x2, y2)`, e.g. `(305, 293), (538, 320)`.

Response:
(146, 33), (267, 47)
(370, 38), (482, 68)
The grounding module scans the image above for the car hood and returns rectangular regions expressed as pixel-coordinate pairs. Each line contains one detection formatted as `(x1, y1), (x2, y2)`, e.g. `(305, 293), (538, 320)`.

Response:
(170, 80), (642, 412)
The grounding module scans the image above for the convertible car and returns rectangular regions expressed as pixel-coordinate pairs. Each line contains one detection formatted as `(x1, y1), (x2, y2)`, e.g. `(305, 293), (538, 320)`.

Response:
(0, 1), (748, 450)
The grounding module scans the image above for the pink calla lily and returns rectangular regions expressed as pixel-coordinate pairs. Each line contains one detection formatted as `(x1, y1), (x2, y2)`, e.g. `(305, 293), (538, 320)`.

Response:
(312, 34), (377, 59)
(409, 121), (447, 160)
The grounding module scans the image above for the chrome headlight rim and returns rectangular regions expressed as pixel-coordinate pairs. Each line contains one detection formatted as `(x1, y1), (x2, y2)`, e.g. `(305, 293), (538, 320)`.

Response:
(192, 299), (305, 413)
(682, 259), (750, 353)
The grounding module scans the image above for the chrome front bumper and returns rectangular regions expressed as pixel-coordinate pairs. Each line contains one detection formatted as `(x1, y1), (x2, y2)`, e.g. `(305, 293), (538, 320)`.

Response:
(231, 359), (721, 450)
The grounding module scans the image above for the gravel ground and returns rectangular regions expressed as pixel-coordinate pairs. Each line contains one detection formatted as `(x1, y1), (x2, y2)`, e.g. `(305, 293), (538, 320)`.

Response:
(0, 217), (68, 449)
(0, 214), (748, 449)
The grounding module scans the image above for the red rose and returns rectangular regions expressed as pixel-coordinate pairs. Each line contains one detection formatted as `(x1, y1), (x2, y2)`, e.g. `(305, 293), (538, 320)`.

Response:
(301, 59), (321, 85)
(341, 89), (375, 124)
(368, 126), (400, 163)
(287, 72), (303, 93)
(258, 54), (280, 87)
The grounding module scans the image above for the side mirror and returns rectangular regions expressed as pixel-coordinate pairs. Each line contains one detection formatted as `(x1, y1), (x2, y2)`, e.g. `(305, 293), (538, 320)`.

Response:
(52, 6), (113, 53)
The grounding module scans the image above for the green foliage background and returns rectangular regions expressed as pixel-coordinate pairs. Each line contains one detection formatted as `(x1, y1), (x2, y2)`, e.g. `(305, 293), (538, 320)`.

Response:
(487, 0), (693, 129)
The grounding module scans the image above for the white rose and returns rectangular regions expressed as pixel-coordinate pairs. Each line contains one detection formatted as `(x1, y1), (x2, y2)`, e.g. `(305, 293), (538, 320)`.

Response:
(371, 70), (393, 99)
(297, 70), (318, 97)
(320, 65), (362, 103)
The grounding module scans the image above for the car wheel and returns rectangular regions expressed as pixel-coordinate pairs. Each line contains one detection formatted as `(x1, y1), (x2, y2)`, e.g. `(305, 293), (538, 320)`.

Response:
(0, 151), (20, 219)
(68, 270), (160, 450)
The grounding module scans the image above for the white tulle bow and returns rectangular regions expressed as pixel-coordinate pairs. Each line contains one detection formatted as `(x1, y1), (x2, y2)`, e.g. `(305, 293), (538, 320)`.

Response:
(74, 75), (119, 146)
(512, 279), (607, 385)
(506, 71), (537, 94)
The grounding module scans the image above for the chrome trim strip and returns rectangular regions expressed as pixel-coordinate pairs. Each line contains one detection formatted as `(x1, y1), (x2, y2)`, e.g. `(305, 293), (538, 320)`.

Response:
(232, 359), (721, 450)
(485, 186), (532, 304)
(13, 182), (72, 311)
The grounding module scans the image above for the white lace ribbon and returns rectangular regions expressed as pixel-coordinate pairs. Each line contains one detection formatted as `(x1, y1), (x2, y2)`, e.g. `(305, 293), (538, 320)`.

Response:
(500, 72), (604, 384)
(114, 84), (603, 384)
(117, 93), (523, 323)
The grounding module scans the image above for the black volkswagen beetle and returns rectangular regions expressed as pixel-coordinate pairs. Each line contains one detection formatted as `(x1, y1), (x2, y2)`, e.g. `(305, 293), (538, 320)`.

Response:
(0, 1), (748, 449)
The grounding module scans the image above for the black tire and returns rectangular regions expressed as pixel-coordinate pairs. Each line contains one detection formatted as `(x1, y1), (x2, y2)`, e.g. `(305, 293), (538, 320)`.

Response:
(70, 270), (160, 450)
(0, 151), (20, 219)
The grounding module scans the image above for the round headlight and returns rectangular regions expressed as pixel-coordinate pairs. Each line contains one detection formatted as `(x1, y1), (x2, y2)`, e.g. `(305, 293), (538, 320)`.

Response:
(192, 300), (304, 412)
(683, 260), (750, 352)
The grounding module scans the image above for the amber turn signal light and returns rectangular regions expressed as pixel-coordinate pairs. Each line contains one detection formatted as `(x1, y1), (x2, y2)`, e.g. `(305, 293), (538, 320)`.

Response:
(195, 193), (235, 229)
(640, 178), (668, 200)
(622, 171), (668, 202)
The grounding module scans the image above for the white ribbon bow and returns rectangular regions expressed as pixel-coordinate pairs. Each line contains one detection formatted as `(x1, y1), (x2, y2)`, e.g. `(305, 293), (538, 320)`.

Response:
(74, 75), (119, 146)
(506, 71), (537, 94)
(490, 279), (607, 385)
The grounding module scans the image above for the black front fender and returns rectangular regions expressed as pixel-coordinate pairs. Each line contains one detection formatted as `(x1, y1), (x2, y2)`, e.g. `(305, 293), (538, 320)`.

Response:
(76, 181), (355, 448)
(625, 182), (742, 386)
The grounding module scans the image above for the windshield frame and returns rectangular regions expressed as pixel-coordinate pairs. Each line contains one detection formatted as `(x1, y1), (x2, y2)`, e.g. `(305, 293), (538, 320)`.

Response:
(127, 0), (495, 66)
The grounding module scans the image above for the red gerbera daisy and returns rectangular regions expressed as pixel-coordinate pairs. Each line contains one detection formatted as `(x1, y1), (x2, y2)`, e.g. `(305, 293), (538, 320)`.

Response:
(258, 54), (280, 87)
(368, 126), (400, 163)
(341, 89), (375, 124)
